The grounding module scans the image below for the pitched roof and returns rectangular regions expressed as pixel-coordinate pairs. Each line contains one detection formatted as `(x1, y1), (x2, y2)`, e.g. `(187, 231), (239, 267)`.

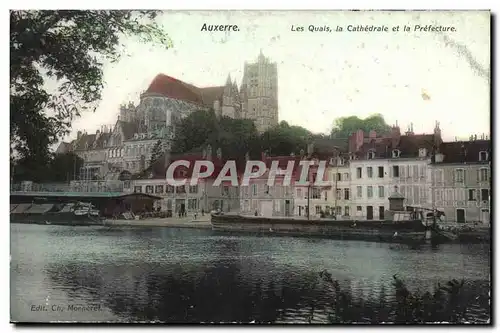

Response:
(437, 140), (491, 164)
(354, 137), (394, 159)
(199, 86), (225, 106)
(354, 133), (439, 160)
(93, 132), (111, 149)
(55, 142), (72, 154)
(73, 133), (96, 151)
(145, 74), (225, 107)
(396, 134), (437, 158)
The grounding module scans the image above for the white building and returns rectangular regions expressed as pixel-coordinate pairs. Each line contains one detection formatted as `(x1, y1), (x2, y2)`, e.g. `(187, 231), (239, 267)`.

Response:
(347, 123), (442, 220)
(429, 137), (491, 224)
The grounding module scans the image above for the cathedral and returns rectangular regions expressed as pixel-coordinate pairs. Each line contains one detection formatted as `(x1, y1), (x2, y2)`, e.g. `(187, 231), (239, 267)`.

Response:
(56, 51), (279, 179)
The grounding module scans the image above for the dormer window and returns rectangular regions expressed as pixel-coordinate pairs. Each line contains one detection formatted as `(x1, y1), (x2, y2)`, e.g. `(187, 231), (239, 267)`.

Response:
(392, 149), (401, 158)
(338, 157), (344, 166)
(419, 148), (427, 157)
(479, 151), (488, 161)
(367, 151), (376, 160)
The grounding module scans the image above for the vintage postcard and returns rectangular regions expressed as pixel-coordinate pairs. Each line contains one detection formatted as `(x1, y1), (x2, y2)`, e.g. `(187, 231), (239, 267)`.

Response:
(10, 10), (491, 324)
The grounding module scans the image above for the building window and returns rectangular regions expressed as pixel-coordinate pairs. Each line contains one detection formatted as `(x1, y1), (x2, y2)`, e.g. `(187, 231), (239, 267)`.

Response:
(456, 209), (466, 223)
(315, 205), (322, 214)
(336, 206), (342, 215)
(392, 149), (401, 158)
(435, 169), (444, 183)
(468, 189), (476, 201)
(479, 168), (489, 182)
(297, 188), (302, 198)
(189, 185), (198, 193)
(252, 184), (257, 195)
(419, 148), (427, 157)
(367, 167), (373, 178)
(357, 167), (362, 179)
(367, 186), (373, 198)
(378, 166), (384, 178)
(479, 151), (488, 161)
(336, 189), (341, 200)
(343, 173), (349, 181)
(145, 185), (154, 194)
(336, 173), (341, 181)
(312, 187), (321, 199)
(367, 151), (375, 159)
(378, 186), (385, 198)
(155, 185), (164, 194)
(177, 185), (186, 194)
(188, 198), (198, 210)
(454, 169), (465, 183)
(223, 186), (230, 196)
(344, 188), (350, 200)
(481, 189), (490, 201)
(356, 206), (362, 212)
(166, 185), (174, 193)
(344, 206), (350, 216)
(357, 186), (362, 198)
(392, 165), (400, 178)
(324, 191), (328, 201)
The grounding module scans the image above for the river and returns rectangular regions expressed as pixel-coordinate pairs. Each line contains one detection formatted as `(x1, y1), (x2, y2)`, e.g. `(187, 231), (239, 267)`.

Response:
(10, 223), (491, 323)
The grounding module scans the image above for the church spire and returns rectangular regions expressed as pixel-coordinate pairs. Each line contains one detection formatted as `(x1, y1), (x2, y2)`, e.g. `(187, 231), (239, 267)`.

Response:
(225, 73), (232, 85)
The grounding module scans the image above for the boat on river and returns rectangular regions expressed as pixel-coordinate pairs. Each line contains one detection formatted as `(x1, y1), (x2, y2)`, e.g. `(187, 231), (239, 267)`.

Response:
(10, 201), (104, 226)
(211, 211), (428, 243)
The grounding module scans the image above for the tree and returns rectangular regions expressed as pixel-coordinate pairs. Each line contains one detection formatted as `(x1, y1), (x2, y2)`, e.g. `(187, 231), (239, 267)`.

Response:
(171, 109), (218, 154)
(48, 152), (84, 182)
(260, 121), (313, 156)
(171, 110), (261, 164)
(330, 113), (391, 138)
(12, 152), (84, 183)
(149, 140), (163, 166)
(10, 10), (171, 163)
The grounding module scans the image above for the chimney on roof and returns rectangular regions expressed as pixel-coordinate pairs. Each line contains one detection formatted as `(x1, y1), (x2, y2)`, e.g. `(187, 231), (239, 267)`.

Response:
(391, 125), (401, 147)
(307, 143), (314, 157)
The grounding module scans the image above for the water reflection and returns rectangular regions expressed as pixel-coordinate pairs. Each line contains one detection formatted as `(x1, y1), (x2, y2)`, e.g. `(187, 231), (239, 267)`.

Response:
(11, 224), (491, 323)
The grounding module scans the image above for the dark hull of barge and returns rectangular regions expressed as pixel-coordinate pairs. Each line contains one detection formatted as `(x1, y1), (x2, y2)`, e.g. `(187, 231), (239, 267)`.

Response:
(211, 214), (427, 244)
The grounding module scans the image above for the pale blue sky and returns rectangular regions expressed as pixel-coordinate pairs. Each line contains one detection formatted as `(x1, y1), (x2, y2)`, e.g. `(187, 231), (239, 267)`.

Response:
(69, 10), (490, 141)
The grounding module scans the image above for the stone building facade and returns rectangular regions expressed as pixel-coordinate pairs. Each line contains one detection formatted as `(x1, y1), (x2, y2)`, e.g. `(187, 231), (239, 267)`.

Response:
(56, 51), (279, 179)
(430, 138), (491, 224)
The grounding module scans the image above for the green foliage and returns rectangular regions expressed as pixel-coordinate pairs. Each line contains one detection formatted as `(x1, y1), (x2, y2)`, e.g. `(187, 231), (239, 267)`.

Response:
(172, 115), (315, 160)
(12, 152), (84, 183)
(260, 121), (312, 157)
(315, 270), (471, 324)
(330, 113), (391, 138)
(171, 110), (219, 154)
(10, 10), (172, 161)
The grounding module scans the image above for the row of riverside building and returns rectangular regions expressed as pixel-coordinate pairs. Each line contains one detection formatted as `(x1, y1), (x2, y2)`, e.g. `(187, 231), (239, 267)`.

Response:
(122, 122), (491, 225)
